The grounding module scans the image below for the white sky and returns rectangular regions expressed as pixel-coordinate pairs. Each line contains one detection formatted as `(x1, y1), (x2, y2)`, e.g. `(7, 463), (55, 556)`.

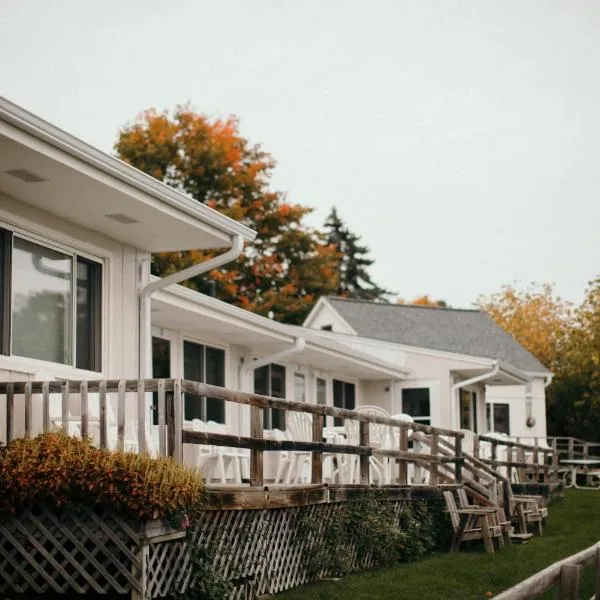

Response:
(1, 0), (599, 308)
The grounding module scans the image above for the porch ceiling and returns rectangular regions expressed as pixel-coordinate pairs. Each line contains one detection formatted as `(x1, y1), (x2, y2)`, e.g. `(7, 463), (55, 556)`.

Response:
(453, 366), (527, 386)
(0, 122), (253, 251)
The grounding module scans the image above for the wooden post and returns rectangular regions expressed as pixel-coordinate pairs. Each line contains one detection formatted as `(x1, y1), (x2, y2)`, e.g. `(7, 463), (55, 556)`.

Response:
(250, 406), (264, 487)
(61, 380), (70, 435)
(24, 381), (32, 437)
(557, 564), (580, 600)
(158, 379), (166, 457)
(533, 438), (540, 482)
(398, 425), (408, 485)
(80, 381), (89, 439)
(42, 381), (50, 434)
(311, 414), (323, 484)
(594, 545), (600, 600)
(137, 380), (146, 454)
(359, 421), (370, 485)
(430, 433), (439, 485)
(506, 446), (513, 483)
(568, 438), (574, 461)
(117, 380), (126, 452)
(491, 440), (498, 473)
(454, 434), (463, 484)
(99, 380), (107, 449)
(6, 382), (14, 443)
(172, 379), (183, 462)
(473, 434), (480, 459)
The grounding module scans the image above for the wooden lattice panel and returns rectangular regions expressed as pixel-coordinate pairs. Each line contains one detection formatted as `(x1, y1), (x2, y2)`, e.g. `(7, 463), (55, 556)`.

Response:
(0, 506), (143, 596)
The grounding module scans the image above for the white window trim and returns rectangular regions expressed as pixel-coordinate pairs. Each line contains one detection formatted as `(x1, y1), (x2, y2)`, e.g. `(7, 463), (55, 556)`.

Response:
(395, 379), (439, 425)
(2, 220), (107, 373)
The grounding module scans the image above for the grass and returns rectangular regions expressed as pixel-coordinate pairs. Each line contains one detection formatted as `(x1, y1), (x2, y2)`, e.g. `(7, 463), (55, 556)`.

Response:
(276, 490), (600, 600)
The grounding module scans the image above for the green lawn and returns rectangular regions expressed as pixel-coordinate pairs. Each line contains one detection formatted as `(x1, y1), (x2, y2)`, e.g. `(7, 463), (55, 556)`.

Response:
(276, 490), (600, 600)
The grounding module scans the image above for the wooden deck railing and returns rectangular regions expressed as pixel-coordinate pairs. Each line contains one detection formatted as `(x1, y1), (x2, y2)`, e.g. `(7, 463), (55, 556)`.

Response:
(475, 434), (557, 484)
(0, 378), (466, 488)
(494, 542), (600, 599)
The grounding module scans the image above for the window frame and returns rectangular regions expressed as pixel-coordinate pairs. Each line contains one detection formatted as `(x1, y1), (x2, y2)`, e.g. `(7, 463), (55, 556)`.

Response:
(254, 363), (287, 430)
(0, 224), (103, 371)
(181, 337), (228, 424)
(332, 378), (356, 426)
(400, 387), (432, 426)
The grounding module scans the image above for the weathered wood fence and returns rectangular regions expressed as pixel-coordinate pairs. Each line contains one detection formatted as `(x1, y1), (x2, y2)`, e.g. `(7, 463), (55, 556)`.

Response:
(494, 541), (600, 600)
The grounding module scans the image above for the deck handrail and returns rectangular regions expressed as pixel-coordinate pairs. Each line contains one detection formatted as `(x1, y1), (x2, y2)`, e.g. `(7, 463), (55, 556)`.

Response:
(493, 541), (600, 599)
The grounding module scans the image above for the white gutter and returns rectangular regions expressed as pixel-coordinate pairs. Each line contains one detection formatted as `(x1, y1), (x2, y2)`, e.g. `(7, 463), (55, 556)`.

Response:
(139, 234), (245, 377)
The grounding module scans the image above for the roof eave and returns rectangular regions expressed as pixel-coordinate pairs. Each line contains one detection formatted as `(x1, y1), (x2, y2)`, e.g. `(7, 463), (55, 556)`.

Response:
(0, 96), (256, 243)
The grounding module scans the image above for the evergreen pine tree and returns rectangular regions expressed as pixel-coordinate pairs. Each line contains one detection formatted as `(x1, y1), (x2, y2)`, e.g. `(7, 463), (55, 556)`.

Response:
(324, 207), (390, 301)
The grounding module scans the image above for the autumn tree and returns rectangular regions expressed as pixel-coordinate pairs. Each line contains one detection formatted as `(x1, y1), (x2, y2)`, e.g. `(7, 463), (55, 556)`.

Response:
(396, 295), (448, 308)
(323, 207), (389, 301)
(115, 106), (340, 324)
(478, 283), (573, 372)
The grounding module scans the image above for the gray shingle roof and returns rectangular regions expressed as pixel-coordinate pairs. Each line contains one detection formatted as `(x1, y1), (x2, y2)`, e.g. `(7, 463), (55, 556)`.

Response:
(326, 297), (550, 373)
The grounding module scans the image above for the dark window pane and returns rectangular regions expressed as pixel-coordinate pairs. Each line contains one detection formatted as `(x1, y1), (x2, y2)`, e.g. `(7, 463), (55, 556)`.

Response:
(0, 229), (10, 356)
(183, 340), (204, 421)
(333, 380), (355, 426)
(493, 403), (510, 435)
(76, 258), (102, 371)
(255, 364), (286, 430)
(152, 337), (171, 426)
(402, 388), (430, 419)
(254, 365), (269, 395)
(205, 346), (225, 423)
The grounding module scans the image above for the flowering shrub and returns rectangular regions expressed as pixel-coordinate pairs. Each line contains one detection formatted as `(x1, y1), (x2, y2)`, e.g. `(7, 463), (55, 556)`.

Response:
(0, 433), (204, 521)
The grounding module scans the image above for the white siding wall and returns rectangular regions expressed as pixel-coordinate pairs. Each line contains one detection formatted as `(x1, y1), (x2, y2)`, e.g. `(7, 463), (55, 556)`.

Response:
(306, 302), (356, 335)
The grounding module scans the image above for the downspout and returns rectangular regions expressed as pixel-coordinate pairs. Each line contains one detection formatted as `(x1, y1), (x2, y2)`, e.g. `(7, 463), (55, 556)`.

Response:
(451, 362), (500, 431)
(138, 234), (245, 378)
(544, 373), (554, 388)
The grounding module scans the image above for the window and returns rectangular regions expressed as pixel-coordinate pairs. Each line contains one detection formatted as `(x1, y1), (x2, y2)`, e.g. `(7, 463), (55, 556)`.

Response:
(333, 379), (355, 426)
(294, 373), (305, 403)
(316, 377), (327, 405)
(401, 388), (431, 425)
(0, 227), (102, 370)
(254, 363), (286, 430)
(151, 336), (172, 426)
(183, 340), (226, 423)
(321, 324), (333, 331)
(488, 403), (510, 435)
(459, 389), (478, 432)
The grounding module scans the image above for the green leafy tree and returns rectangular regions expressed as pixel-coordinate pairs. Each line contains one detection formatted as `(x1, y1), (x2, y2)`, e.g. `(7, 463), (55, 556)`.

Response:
(115, 106), (340, 324)
(324, 207), (390, 301)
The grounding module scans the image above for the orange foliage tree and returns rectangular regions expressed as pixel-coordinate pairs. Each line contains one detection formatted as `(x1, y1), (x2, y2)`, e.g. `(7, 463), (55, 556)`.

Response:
(115, 106), (339, 324)
(396, 295), (448, 308)
(477, 283), (573, 371)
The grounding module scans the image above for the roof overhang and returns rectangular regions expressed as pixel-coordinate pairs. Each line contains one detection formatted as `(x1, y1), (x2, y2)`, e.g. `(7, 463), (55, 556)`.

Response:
(151, 280), (408, 381)
(0, 97), (256, 252)
(453, 360), (529, 387)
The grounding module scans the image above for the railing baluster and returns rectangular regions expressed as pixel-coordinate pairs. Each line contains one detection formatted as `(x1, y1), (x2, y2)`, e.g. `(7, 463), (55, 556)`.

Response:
(250, 406), (264, 486)
(137, 380), (146, 454)
(61, 381), (69, 435)
(398, 424), (408, 485)
(6, 382), (14, 442)
(359, 421), (370, 485)
(173, 379), (183, 463)
(595, 546), (600, 600)
(454, 434), (462, 483)
(311, 414), (323, 484)
(24, 381), (32, 437)
(429, 432), (439, 485)
(42, 381), (50, 433)
(80, 381), (88, 439)
(99, 380), (107, 449)
(117, 380), (126, 452)
(558, 564), (580, 600)
(158, 379), (166, 457)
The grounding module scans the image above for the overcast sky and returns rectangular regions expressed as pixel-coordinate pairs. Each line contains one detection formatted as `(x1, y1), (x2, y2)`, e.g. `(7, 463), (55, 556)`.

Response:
(1, 0), (599, 308)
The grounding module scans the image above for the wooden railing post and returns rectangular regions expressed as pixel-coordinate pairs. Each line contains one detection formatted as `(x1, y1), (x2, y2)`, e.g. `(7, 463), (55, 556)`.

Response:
(430, 433), (439, 485)
(491, 440), (498, 473)
(250, 406), (264, 487)
(80, 381), (89, 440)
(6, 382), (14, 443)
(117, 380), (126, 452)
(506, 446), (513, 483)
(311, 414), (323, 484)
(158, 379), (166, 457)
(454, 434), (463, 484)
(61, 380), (70, 435)
(173, 379), (183, 463)
(557, 564), (580, 600)
(99, 380), (107, 449)
(533, 438), (540, 482)
(595, 545), (600, 600)
(568, 438), (574, 461)
(359, 421), (370, 485)
(398, 425), (408, 485)
(137, 380), (146, 454)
